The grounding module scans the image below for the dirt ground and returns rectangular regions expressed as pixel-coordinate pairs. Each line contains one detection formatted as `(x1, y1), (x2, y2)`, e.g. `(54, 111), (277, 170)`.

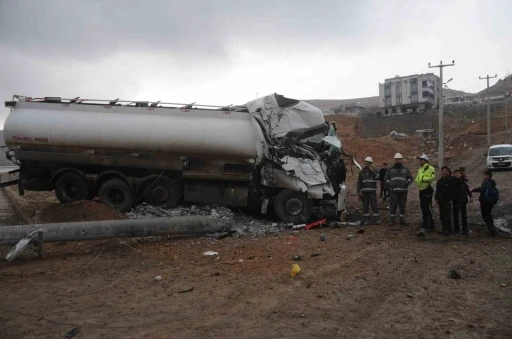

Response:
(1, 124), (512, 338)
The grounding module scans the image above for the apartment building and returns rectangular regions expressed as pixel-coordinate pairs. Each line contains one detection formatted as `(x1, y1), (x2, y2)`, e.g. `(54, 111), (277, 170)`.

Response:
(378, 73), (441, 114)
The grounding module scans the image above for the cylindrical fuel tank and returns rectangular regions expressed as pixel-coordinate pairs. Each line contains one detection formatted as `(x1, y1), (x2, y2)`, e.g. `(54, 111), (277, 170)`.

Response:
(3, 101), (260, 162)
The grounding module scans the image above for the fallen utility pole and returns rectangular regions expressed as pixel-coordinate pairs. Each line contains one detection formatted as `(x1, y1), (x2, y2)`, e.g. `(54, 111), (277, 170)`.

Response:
(429, 60), (455, 169)
(479, 74), (498, 145)
(0, 216), (226, 246)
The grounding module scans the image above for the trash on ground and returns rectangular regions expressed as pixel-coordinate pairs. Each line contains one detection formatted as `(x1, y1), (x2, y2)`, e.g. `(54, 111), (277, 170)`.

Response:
(320, 234), (326, 241)
(311, 253), (321, 257)
(346, 235), (354, 240)
(357, 228), (365, 234)
(5, 237), (32, 263)
(203, 251), (219, 256)
(154, 275), (162, 281)
(407, 293), (414, 298)
(290, 263), (301, 278)
(500, 283), (508, 287)
(305, 219), (327, 230)
(293, 255), (301, 261)
(292, 224), (306, 230)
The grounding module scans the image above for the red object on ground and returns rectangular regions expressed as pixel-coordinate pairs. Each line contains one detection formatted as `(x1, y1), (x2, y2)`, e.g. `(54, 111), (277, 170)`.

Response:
(305, 219), (327, 230)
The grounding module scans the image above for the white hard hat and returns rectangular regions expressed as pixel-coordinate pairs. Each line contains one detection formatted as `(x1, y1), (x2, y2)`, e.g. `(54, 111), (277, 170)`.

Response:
(417, 154), (429, 161)
(364, 156), (373, 163)
(394, 153), (403, 159)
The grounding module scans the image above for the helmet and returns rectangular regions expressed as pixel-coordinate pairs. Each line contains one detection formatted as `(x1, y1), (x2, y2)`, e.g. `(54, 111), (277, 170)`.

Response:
(394, 153), (403, 159)
(364, 157), (373, 163)
(417, 154), (429, 161)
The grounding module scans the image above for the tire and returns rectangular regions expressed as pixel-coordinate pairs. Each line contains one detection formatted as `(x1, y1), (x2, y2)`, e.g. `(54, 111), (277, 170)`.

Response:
(273, 189), (313, 223)
(55, 172), (89, 203)
(99, 178), (135, 212)
(142, 177), (180, 208)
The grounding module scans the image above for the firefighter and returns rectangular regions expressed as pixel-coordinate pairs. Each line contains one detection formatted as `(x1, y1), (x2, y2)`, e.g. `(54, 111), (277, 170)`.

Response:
(415, 154), (436, 236)
(385, 153), (413, 226)
(357, 156), (380, 225)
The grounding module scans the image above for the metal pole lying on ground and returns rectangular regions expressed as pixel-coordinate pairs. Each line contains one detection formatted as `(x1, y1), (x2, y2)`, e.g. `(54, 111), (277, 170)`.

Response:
(429, 60), (455, 169)
(0, 216), (227, 246)
(479, 74), (498, 145)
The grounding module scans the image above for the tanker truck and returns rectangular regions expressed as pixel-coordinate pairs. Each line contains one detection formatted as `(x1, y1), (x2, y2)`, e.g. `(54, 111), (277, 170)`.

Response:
(3, 93), (349, 223)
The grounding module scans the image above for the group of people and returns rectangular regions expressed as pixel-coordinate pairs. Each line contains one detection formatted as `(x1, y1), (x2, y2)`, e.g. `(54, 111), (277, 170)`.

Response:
(356, 153), (500, 236)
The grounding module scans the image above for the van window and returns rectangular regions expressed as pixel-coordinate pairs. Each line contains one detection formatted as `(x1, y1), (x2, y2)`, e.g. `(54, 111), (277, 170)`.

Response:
(489, 146), (512, 156)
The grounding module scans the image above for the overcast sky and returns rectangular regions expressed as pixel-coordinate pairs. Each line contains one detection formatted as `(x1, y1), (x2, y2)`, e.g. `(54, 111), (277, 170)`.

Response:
(1, 0), (511, 126)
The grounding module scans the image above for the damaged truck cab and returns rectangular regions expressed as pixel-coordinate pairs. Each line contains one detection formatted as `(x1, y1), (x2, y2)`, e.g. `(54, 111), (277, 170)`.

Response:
(3, 94), (347, 223)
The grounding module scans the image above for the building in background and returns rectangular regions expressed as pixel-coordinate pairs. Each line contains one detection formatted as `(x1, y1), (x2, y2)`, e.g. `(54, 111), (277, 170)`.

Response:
(378, 73), (440, 115)
(329, 102), (367, 115)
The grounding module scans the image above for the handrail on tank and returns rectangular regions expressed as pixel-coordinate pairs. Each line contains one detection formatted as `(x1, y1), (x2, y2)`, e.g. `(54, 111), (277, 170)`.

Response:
(12, 94), (230, 110)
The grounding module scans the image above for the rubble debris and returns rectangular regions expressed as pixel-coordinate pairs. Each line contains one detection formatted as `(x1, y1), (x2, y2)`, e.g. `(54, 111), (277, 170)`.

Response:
(290, 263), (301, 278)
(449, 269), (462, 280)
(407, 293), (415, 298)
(346, 235), (354, 240)
(500, 283), (508, 287)
(65, 327), (80, 338)
(389, 131), (407, 138)
(177, 287), (194, 293)
(203, 251), (219, 256)
(5, 236), (32, 262)
(357, 228), (365, 234)
(293, 255), (301, 261)
(154, 276), (162, 281)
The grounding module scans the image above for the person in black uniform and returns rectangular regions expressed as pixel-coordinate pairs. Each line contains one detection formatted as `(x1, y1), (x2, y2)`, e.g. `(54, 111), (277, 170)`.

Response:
(435, 166), (455, 236)
(452, 169), (472, 235)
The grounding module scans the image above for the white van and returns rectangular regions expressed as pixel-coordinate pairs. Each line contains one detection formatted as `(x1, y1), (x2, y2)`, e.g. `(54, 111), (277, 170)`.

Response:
(486, 144), (512, 169)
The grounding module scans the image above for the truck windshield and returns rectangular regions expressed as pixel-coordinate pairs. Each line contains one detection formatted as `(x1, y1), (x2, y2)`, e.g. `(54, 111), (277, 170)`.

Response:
(489, 147), (512, 156)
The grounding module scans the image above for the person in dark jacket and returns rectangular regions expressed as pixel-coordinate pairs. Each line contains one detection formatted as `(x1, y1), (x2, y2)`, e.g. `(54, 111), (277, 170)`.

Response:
(435, 166), (455, 236)
(379, 162), (389, 201)
(471, 170), (499, 236)
(459, 166), (469, 183)
(385, 153), (413, 226)
(357, 157), (380, 225)
(452, 169), (472, 235)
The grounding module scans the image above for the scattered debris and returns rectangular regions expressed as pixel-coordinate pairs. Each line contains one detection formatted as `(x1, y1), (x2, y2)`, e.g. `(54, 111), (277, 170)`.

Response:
(290, 263), (301, 278)
(177, 287), (194, 293)
(5, 236), (32, 262)
(293, 255), (301, 261)
(500, 283), (508, 287)
(293, 224), (306, 230)
(320, 234), (326, 241)
(65, 327), (80, 338)
(449, 269), (462, 280)
(154, 275), (162, 281)
(407, 293), (414, 298)
(310, 253), (321, 257)
(203, 251), (219, 256)
(346, 235), (354, 240)
(238, 259), (244, 263)
(389, 131), (407, 138)
(357, 228), (365, 234)
(306, 219), (327, 230)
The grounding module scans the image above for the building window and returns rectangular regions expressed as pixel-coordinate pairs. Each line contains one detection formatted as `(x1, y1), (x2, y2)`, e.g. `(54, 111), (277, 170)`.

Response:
(410, 79), (418, 92)
(396, 96), (402, 105)
(395, 82), (402, 95)
(422, 91), (434, 99)
(385, 97), (392, 106)
(411, 93), (418, 102)
(384, 85), (391, 97)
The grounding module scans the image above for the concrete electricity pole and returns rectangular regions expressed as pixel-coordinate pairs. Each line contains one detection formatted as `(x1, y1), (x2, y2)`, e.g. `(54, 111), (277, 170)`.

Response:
(479, 74), (498, 144)
(429, 60), (455, 169)
(505, 77), (510, 130)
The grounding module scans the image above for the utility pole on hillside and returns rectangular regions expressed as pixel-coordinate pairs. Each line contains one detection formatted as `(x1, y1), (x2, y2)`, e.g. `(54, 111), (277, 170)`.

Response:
(505, 76), (510, 130)
(429, 60), (455, 169)
(479, 74), (498, 145)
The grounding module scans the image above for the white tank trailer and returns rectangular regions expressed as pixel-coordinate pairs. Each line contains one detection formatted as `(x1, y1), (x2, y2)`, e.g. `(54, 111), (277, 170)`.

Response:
(3, 94), (347, 222)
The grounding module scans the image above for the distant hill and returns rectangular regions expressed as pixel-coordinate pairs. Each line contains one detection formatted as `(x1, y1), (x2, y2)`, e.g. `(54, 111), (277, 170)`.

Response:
(443, 88), (477, 98)
(477, 75), (512, 96)
(304, 96), (379, 114)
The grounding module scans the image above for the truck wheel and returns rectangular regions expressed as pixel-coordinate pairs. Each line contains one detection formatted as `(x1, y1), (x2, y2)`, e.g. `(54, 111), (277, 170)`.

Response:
(99, 178), (135, 212)
(143, 177), (180, 208)
(55, 172), (89, 203)
(274, 189), (313, 223)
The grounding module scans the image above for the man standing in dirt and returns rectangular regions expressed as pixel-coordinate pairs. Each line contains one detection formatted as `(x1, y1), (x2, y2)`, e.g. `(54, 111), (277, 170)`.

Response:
(435, 166), (455, 236)
(357, 157), (380, 225)
(385, 153), (413, 226)
(415, 154), (435, 236)
(379, 162), (389, 201)
(471, 170), (499, 236)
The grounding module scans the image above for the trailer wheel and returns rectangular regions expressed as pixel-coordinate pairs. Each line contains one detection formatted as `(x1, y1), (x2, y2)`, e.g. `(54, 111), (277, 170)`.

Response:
(55, 172), (89, 203)
(274, 189), (313, 223)
(142, 177), (180, 208)
(99, 178), (135, 212)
